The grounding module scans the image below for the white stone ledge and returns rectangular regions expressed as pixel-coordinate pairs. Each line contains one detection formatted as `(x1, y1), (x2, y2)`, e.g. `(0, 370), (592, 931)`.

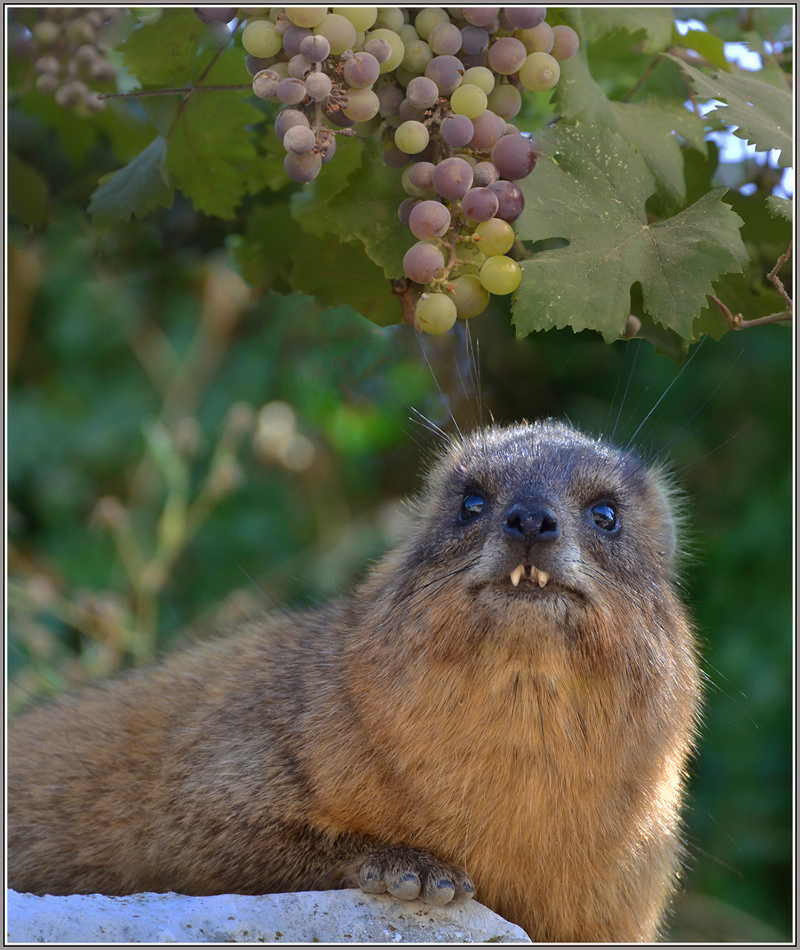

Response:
(7, 888), (532, 944)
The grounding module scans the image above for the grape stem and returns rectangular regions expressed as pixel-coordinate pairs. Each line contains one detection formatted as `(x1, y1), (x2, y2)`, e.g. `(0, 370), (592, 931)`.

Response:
(708, 240), (793, 330)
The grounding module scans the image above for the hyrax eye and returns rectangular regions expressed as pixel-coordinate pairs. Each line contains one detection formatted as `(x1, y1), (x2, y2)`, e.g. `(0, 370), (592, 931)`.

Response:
(459, 493), (485, 522)
(590, 502), (618, 532)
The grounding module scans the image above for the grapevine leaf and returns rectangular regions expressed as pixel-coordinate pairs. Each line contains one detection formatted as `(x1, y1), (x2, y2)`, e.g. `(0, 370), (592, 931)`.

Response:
(235, 203), (403, 327)
(324, 137), (412, 280)
(120, 8), (203, 87)
(766, 195), (792, 222)
(514, 124), (748, 342)
(579, 7), (674, 53)
(671, 27), (731, 71)
(665, 54), (793, 166)
(88, 135), (174, 227)
(165, 92), (262, 218)
(291, 231), (403, 327)
(555, 50), (706, 206)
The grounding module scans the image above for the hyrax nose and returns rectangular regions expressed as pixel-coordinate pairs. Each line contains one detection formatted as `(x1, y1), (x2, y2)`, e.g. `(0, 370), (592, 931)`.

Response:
(503, 502), (560, 545)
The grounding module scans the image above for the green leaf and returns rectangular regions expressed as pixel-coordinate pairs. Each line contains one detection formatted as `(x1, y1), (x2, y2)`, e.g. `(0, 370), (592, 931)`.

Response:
(165, 91), (262, 218)
(235, 201), (403, 327)
(513, 124), (748, 342)
(671, 27), (731, 71)
(555, 50), (706, 207)
(580, 8), (675, 53)
(324, 137), (412, 279)
(120, 8), (203, 87)
(766, 195), (792, 222)
(665, 54), (793, 166)
(8, 153), (48, 229)
(88, 135), (174, 227)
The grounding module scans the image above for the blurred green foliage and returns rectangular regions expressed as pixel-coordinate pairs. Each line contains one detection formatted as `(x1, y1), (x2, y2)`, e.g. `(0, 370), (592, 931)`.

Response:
(6, 5), (793, 943)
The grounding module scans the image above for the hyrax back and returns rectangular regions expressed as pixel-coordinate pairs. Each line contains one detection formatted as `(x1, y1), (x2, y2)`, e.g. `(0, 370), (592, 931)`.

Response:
(8, 420), (701, 942)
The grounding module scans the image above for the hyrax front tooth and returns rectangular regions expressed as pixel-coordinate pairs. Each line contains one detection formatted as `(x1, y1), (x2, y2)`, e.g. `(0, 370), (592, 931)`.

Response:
(510, 564), (525, 587)
(536, 570), (550, 588)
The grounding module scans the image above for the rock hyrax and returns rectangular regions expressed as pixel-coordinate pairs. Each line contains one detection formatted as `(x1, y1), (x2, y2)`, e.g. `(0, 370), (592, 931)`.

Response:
(8, 420), (701, 942)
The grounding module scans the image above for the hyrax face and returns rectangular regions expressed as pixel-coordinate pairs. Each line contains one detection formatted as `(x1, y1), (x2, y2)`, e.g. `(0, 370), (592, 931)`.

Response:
(400, 420), (681, 636)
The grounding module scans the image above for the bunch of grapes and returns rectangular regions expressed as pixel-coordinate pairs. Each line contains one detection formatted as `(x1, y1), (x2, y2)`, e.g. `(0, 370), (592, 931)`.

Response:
(226, 6), (579, 333)
(7, 7), (129, 116)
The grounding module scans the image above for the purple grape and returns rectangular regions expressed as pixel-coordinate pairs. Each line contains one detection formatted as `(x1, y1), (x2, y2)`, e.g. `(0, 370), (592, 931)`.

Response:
(398, 197), (422, 227)
(406, 75), (439, 109)
(473, 161), (499, 186)
(343, 51), (380, 88)
(504, 7), (547, 29)
(246, 55), (276, 77)
(284, 150), (322, 183)
(462, 7), (500, 27)
(440, 113), (474, 147)
(468, 109), (505, 149)
(491, 132), (537, 181)
(487, 180), (525, 223)
(377, 83), (404, 117)
(487, 36), (528, 74)
(299, 34), (331, 62)
(432, 157), (474, 200)
(425, 55), (465, 96)
(282, 25), (312, 56)
(460, 25), (489, 54)
(403, 242), (445, 283)
(194, 7), (237, 24)
(398, 98), (425, 122)
(461, 187), (500, 222)
(409, 200), (452, 239)
(383, 148), (411, 169)
(276, 77), (307, 105)
(283, 125), (316, 155)
(407, 161), (436, 191)
(274, 109), (309, 140)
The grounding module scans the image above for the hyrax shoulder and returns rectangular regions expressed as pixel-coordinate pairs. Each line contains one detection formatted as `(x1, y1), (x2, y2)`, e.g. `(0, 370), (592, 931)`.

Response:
(8, 420), (700, 943)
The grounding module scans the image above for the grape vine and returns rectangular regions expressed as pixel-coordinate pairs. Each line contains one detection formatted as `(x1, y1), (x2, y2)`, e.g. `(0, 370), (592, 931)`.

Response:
(8, 6), (792, 348)
(231, 5), (579, 333)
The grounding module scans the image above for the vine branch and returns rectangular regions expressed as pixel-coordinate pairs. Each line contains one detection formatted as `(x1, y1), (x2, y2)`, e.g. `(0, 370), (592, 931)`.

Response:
(98, 84), (252, 100)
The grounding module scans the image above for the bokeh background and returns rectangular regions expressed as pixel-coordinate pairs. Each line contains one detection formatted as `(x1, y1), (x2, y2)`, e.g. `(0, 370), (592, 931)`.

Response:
(7, 5), (793, 942)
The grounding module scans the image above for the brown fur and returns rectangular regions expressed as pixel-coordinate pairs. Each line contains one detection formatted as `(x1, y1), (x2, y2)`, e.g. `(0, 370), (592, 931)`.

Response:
(8, 421), (701, 942)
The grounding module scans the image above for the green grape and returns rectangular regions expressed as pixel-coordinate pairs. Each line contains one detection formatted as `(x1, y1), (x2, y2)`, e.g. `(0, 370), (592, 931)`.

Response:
(462, 66), (495, 95)
(474, 218), (514, 256)
(242, 19), (282, 58)
(314, 13), (357, 56)
(285, 7), (328, 28)
(479, 256), (522, 295)
(364, 28), (405, 72)
(395, 119), (430, 154)
(415, 292), (458, 334)
(402, 39), (433, 74)
(449, 83), (487, 119)
(487, 82), (522, 119)
(413, 8), (450, 41)
(514, 22), (554, 54)
(518, 51), (560, 92)
(448, 275), (490, 319)
(342, 87), (380, 122)
(337, 7), (378, 32)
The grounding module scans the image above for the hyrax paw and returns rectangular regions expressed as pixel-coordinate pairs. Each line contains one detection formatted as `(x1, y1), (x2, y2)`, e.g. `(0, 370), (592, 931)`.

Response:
(357, 845), (475, 906)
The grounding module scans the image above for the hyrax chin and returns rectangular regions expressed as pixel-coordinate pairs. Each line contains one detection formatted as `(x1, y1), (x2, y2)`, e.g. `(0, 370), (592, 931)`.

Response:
(8, 419), (701, 943)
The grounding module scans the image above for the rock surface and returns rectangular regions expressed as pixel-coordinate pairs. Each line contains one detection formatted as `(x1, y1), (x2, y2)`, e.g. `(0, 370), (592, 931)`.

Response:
(7, 888), (532, 944)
